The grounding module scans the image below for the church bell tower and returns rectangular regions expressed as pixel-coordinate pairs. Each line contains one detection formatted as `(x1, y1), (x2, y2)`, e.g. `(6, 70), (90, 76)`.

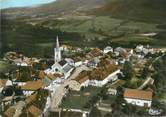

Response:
(54, 36), (61, 63)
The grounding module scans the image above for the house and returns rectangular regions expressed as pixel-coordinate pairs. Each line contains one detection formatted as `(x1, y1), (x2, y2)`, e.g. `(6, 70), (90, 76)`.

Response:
(20, 80), (44, 96)
(60, 44), (73, 52)
(3, 107), (16, 117)
(74, 75), (90, 89)
(124, 89), (153, 107)
(87, 48), (103, 58)
(66, 80), (83, 91)
(97, 99), (113, 112)
(107, 88), (117, 95)
(114, 47), (127, 57)
(70, 65), (121, 90)
(75, 61), (83, 67)
(103, 46), (113, 54)
(0, 79), (12, 93)
(38, 70), (62, 82)
(87, 58), (100, 68)
(27, 105), (42, 117)
(88, 69), (121, 87)
(135, 45), (144, 53)
(25, 92), (38, 104)
(135, 45), (154, 55)
(20, 80), (44, 91)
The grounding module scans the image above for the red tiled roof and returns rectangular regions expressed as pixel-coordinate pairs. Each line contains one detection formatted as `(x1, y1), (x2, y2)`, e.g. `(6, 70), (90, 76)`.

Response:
(4, 107), (16, 117)
(27, 105), (42, 117)
(25, 92), (38, 104)
(0, 79), (7, 88)
(124, 89), (153, 100)
(21, 80), (44, 91)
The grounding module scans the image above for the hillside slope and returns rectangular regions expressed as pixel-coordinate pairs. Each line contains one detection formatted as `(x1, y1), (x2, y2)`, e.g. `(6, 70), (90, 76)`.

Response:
(1, 0), (166, 57)
(89, 0), (166, 23)
(2, 0), (166, 23)
(2, 0), (107, 18)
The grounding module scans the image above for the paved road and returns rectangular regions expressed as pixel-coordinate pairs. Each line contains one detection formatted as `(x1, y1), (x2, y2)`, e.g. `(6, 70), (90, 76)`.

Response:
(138, 77), (153, 90)
(50, 83), (68, 110)
(50, 65), (90, 111)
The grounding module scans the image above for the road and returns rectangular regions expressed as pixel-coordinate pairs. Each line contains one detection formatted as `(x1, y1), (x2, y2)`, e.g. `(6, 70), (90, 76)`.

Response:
(50, 65), (90, 111)
(138, 77), (153, 90)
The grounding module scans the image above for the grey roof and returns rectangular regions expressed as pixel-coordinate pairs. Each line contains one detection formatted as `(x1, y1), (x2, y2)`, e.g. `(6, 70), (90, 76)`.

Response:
(63, 64), (73, 73)
(59, 60), (67, 66)
(115, 47), (127, 53)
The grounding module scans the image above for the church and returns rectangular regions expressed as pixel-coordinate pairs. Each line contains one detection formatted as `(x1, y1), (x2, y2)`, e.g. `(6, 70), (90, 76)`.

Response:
(45, 36), (75, 79)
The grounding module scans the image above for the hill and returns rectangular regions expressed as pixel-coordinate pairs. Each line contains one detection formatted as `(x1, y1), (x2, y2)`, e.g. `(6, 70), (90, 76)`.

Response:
(1, 0), (166, 57)
(88, 0), (166, 23)
(2, 0), (166, 23)
(2, 0), (107, 18)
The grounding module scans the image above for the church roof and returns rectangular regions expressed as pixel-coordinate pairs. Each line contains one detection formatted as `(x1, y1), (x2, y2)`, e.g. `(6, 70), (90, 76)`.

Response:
(59, 60), (67, 66)
(63, 64), (73, 73)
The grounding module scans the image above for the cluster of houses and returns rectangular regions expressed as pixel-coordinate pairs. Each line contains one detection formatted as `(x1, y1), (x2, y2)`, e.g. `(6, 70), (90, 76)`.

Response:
(4, 52), (40, 67)
(1, 35), (165, 117)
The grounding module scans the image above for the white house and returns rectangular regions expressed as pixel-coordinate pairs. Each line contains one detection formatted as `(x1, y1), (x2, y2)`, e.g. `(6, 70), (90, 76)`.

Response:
(70, 69), (121, 91)
(114, 47), (127, 57)
(103, 46), (113, 54)
(0, 79), (12, 93)
(87, 69), (121, 87)
(75, 61), (83, 67)
(135, 45), (154, 55)
(124, 89), (153, 108)
(135, 45), (144, 53)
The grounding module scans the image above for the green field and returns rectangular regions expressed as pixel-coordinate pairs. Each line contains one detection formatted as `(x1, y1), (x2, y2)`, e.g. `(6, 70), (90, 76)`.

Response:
(1, 15), (166, 57)
(60, 86), (102, 111)
(0, 61), (16, 74)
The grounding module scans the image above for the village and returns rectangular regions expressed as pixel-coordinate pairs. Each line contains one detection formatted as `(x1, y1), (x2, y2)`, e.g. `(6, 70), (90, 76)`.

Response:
(0, 36), (166, 117)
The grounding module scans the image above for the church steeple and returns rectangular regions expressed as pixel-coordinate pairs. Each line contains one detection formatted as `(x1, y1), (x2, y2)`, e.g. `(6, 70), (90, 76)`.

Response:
(54, 36), (61, 63)
(56, 36), (60, 50)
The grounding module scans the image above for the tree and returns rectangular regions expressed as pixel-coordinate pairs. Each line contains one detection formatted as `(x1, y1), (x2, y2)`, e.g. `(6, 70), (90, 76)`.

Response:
(104, 113), (112, 117)
(141, 66), (149, 79)
(89, 106), (101, 117)
(122, 61), (134, 80)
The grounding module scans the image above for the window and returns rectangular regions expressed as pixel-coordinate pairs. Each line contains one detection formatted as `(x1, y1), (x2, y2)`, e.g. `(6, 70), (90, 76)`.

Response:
(55, 68), (59, 72)
(131, 101), (136, 105)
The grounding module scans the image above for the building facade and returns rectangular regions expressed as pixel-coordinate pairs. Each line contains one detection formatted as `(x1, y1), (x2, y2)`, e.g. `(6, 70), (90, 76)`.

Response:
(124, 89), (153, 107)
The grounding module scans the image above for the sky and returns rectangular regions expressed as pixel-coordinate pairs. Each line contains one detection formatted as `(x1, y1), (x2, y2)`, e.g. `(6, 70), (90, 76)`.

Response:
(0, 0), (56, 9)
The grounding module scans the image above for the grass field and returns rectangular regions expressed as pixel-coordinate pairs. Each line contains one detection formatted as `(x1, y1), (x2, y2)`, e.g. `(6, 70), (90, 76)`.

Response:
(0, 61), (16, 74)
(1, 15), (166, 57)
(60, 86), (102, 111)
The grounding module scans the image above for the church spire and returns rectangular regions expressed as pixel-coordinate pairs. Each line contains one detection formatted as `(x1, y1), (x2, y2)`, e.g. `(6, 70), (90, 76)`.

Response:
(54, 35), (61, 63)
(56, 36), (59, 50)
